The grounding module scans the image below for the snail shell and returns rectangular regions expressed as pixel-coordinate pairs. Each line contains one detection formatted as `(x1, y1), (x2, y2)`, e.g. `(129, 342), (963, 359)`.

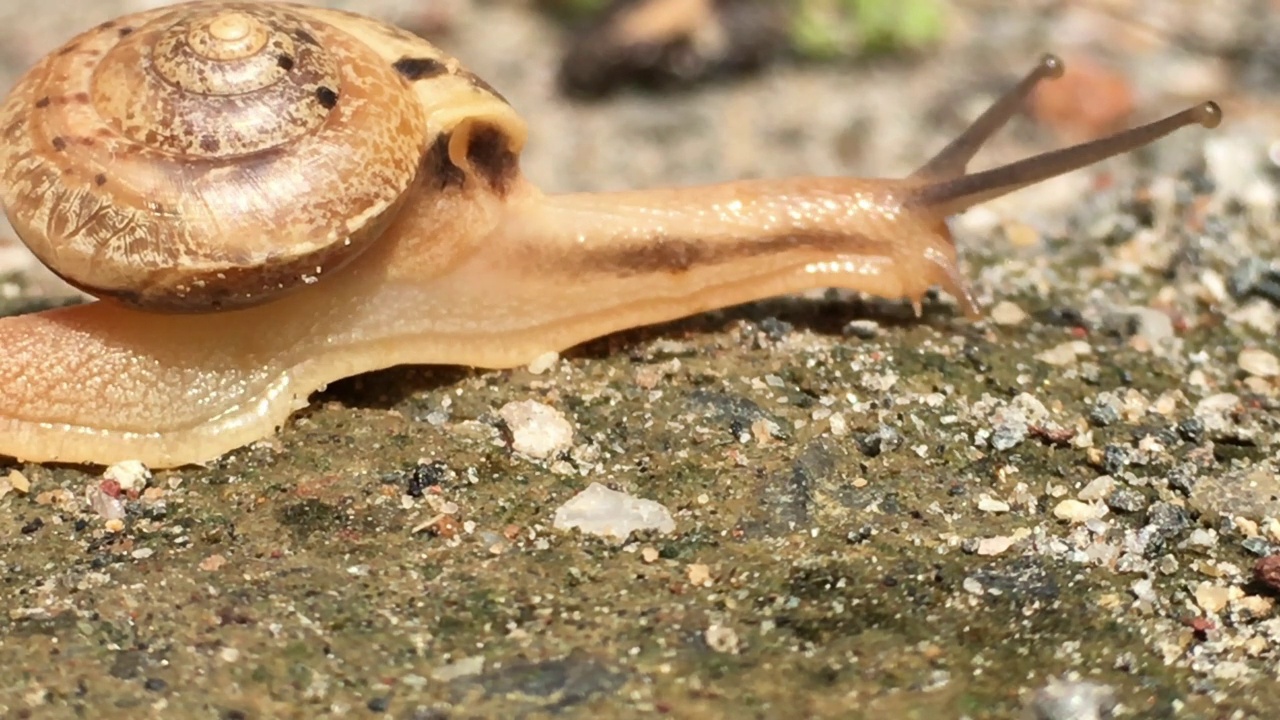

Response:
(0, 1), (510, 312)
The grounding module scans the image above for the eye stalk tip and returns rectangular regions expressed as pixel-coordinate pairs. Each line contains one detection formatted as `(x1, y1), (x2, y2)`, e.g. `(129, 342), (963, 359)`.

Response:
(1037, 53), (1065, 80)
(1193, 101), (1222, 129)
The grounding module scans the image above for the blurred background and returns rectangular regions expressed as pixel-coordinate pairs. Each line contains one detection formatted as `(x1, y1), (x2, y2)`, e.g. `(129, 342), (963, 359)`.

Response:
(0, 0), (1273, 298)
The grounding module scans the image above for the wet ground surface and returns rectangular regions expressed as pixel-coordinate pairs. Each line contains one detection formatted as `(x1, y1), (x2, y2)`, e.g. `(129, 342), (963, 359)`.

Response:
(2, 1), (1280, 718)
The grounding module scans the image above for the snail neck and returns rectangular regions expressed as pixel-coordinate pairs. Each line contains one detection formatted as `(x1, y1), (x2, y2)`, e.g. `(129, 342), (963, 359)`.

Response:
(397, 177), (973, 368)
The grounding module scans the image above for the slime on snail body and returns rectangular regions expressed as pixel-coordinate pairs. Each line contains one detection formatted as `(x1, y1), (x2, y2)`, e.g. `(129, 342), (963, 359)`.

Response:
(0, 1), (1221, 467)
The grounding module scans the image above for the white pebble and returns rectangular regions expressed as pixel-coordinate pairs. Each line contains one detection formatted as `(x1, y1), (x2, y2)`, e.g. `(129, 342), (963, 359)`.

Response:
(704, 624), (740, 654)
(553, 482), (676, 542)
(828, 412), (848, 437)
(1195, 393), (1240, 434)
(1193, 581), (1238, 614)
(989, 301), (1027, 326)
(498, 400), (575, 459)
(1186, 528), (1218, 547)
(977, 495), (1010, 513)
(87, 486), (126, 521)
(976, 536), (1015, 556)
(1077, 476), (1115, 502)
(103, 460), (151, 491)
(1053, 499), (1107, 523)
(1030, 680), (1117, 720)
(1035, 341), (1091, 366)
(1131, 578), (1157, 604)
(525, 351), (560, 375)
(1238, 348), (1280, 378)
(431, 656), (486, 682)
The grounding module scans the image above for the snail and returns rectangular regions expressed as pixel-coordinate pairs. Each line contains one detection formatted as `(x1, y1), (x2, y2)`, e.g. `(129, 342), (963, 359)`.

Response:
(0, 1), (1220, 469)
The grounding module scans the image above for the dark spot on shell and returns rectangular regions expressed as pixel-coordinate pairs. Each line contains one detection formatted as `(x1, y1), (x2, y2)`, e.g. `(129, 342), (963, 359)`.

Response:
(57, 43), (79, 56)
(465, 124), (518, 195)
(420, 133), (465, 190)
(294, 29), (317, 45)
(35, 97), (50, 109)
(315, 86), (338, 110)
(392, 56), (447, 81)
(199, 134), (220, 153)
(118, 27), (134, 37)
(94, 173), (107, 186)
(73, 92), (90, 104)
(99, 20), (116, 29)
(277, 55), (294, 71)
(79, 137), (94, 146)
(51, 136), (67, 151)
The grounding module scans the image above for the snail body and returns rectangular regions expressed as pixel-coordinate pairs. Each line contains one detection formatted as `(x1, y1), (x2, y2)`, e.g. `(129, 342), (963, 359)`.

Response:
(0, 1), (1220, 467)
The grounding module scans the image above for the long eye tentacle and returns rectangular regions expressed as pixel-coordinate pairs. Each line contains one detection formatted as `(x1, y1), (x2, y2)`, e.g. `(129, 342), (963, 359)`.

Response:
(911, 99), (1220, 218)
(911, 53), (1065, 180)
(903, 54), (1221, 219)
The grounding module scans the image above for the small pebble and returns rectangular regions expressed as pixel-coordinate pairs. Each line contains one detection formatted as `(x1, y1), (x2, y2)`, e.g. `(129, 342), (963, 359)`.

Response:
(842, 319), (880, 339)
(1087, 399), (1120, 427)
(431, 656), (485, 682)
(1105, 488), (1147, 513)
(687, 563), (713, 586)
(704, 624), (740, 654)
(1238, 348), (1279, 378)
(499, 400), (575, 459)
(6, 469), (30, 495)
(1036, 341), (1091, 366)
(1131, 578), (1157, 604)
(1194, 581), (1237, 614)
(199, 554), (228, 572)
(855, 424), (903, 457)
(1030, 679), (1117, 720)
(1254, 555), (1280, 591)
(1177, 418), (1206, 444)
(1194, 393), (1239, 434)
(552, 482), (675, 541)
(1229, 258), (1280, 304)
(1117, 306), (1176, 352)
(1078, 476), (1115, 502)
(1187, 528), (1218, 547)
(88, 485), (127, 521)
(103, 460), (151, 492)
(976, 536), (1016, 556)
(1053, 499), (1108, 523)
(990, 420), (1028, 451)
(977, 496), (1010, 513)
(1002, 220), (1042, 248)
(525, 351), (559, 375)
(989, 301), (1027, 326)
(1242, 537), (1274, 557)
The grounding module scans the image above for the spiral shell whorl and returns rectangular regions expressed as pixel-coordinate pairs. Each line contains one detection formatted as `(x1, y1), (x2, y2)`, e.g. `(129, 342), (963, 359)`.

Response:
(100, 4), (340, 158)
(0, 1), (431, 311)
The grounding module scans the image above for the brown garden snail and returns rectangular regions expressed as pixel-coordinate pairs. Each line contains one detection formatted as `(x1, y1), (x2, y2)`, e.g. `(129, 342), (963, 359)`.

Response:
(0, 1), (1221, 468)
